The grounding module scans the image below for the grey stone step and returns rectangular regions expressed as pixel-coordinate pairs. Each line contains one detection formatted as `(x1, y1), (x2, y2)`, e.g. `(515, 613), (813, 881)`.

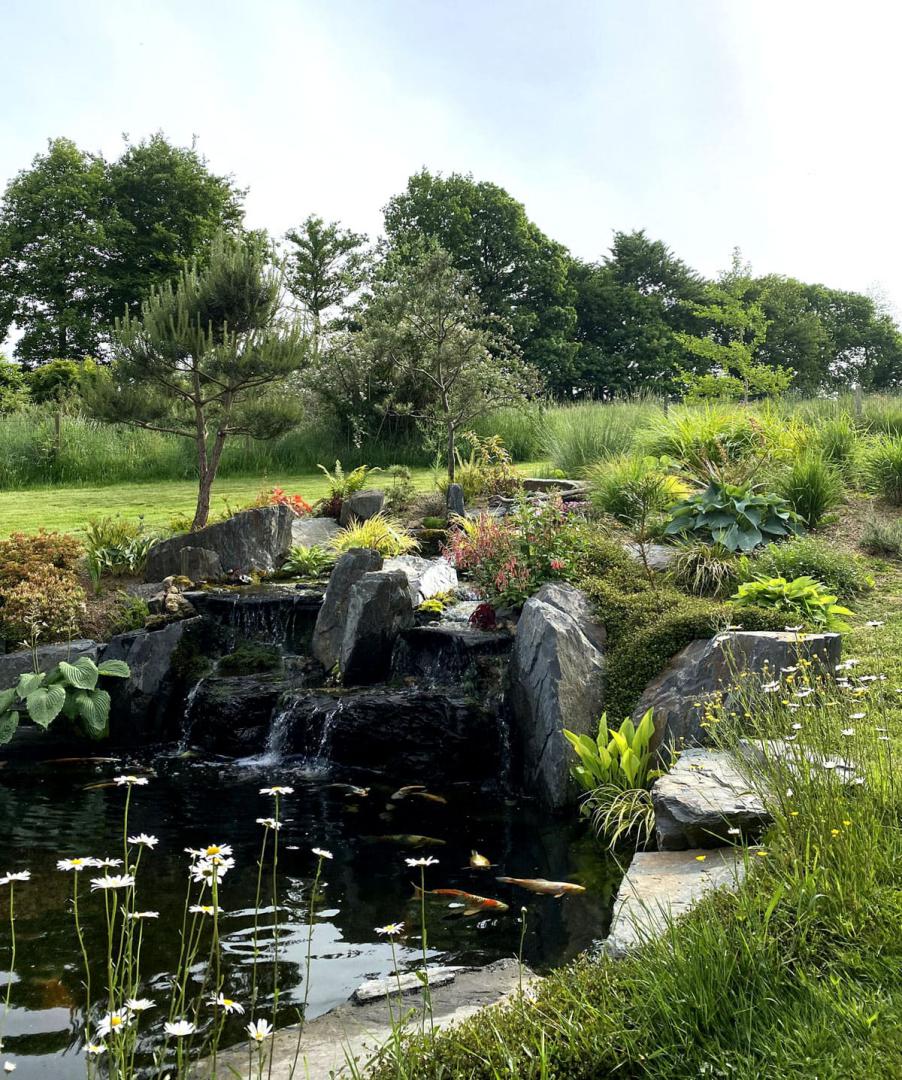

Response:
(604, 848), (747, 958)
(652, 747), (770, 850)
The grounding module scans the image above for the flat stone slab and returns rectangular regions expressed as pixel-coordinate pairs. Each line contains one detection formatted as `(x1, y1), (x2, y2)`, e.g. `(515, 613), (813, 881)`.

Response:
(652, 747), (770, 850)
(352, 965), (462, 1003)
(203, 958), (533, 1079)
(292, 516), (340, 548)
(605, 848), (747, 958)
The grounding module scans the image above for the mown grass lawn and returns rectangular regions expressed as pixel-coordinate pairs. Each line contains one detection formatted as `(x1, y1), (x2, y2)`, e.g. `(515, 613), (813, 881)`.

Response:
(0, 463), (549, 535)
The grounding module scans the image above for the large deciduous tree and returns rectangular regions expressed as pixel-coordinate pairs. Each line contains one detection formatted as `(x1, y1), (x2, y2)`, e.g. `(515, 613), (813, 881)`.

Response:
(383, 170), (576, 394)
(84, 233), (307, 529)
(0, 135), (244, 366)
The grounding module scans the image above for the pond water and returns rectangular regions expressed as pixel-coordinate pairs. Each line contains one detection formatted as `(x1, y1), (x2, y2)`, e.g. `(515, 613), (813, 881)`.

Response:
(0, 748), (621, 1077)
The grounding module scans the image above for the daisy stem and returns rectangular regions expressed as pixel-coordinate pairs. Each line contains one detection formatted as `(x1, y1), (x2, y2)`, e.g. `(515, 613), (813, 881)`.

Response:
(288, 852), (323, 1079)
(72, 876), (92, 1041)
(268, 797), (281, 1080)
(249, 826), (269, 1080)
(1, 882), (16, 1050)
(419, 866), (433, 1033)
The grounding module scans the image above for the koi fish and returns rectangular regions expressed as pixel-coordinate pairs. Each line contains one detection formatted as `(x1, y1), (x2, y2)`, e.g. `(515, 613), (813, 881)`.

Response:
(413, 792), (447, 805)
(468, 851), (494, 870)
(390, 785), (426, 801)
(329, 784), (370, 797)
(495, 877), (586, 898)
(365, 834), (446, 848)
(413, 884), (509, 916)
(48, 756), (120, 765)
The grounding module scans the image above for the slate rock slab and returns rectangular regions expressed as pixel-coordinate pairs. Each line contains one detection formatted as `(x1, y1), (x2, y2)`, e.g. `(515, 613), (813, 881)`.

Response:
(652, 747), (770, 850)
(507, 582), (605, 809)
(291, 517), (340, 548)
(339, 569), (414, 684)
(312, 548), (383, 671)
(605, 848), (747, 958)
(145, 505), (295, 581)
(0, 640), (99, 689)
(339, 489), (385, 527)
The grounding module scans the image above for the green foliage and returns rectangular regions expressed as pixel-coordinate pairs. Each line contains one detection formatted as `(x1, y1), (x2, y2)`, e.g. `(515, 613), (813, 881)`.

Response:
(283, 214), (371, 332)
(217, 643), (283, 675)
(437, 432), (520, 499)
(808, 414), (861, 476)
(383, 169), (577, 392)
(666, 541), (742, 598)
(589, 785), (656, 850)
(732, 575), (854, 632)
(740, 535), (874, 597)
(773, 454), (843, 528)
(85, 231), (308, 528)
(106, 592), (150, 636)
(27, 358), (84, 403)
(543, 399), (649, 473)
(281, 544), (336, 579)
(586, 455), (686, 525)
(0, 655), (129, 742)
(330, 512), (419, 557)
(417, 591), (455, 615)
(638, 403), (765, 474)
(564, 708), (659, 792)
(0, 355), (27, 413)
(864, 435), (902, 504)
(665, 480), (803, 552)
(316, 460), (380, 517)
(0, 530), (86, 643)
(383, 464), (418, 514)
(83, 515), (157, 583)
(860, 517), (902, 558)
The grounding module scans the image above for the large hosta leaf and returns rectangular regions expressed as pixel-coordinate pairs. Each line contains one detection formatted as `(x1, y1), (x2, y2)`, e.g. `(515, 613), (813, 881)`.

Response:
(59, 657), (99, 691)
(25, 685), (67, 728)
(74, 689), (111, 739)
(0, 710), (19, 744)
(0, 687), (18, 714)
(17, 671), (45, 697)
(96, 659), (130, 679)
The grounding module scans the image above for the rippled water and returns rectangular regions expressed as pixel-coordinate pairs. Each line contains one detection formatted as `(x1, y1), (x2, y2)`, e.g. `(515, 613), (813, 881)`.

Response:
(0, 749), (621, 1077)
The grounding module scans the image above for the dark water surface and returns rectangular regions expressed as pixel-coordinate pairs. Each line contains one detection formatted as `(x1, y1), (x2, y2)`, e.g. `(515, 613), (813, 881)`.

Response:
(0, 749), (621, 1077)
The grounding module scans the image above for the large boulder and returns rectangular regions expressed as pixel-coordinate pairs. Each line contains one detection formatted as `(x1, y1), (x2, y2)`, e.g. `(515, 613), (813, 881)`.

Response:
(382, 555), (458, 605)
(291, 516), (340, 548)
(312, 548), (383, 671)
(446, 483), (465, 517)
(339, 570), (414, 684)
(144, 505), (295, 581)
(339, 489), (385, 527)
(651, 747), (770, 850)
(634, 630), (842, 753)
(99, 618), (202, 740)
(0, 640), (100, 689)
(507, 583), (606, 809)
(179, 546), (223, 583)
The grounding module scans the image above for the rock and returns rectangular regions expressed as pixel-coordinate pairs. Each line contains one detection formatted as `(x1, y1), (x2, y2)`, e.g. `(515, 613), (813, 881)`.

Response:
(201, 959), (534, 1079)
(446, 482), (466, 517)
(394, 624), (513, 683)
(382, 555), (458, 605)
(507, 583), (606, 809)
(147, 578), (197, 620)
(339, 489), (385, 527)
(623, 541), (675, 571)
(651, 747), (770, 850)
(185, 586), (323, 654)
(185, 672), (304, 755)
(178, 546), (223, 583)
(521, 478), (588, 497)
(144, 505), (295, 581)
(353, 966), (463, 1003)
(291, 516), (340, 548)
(633, 630), (843, 753)
(339, 569), (414, 684)
(0, 640), (100, 689)
(604, 849), (747, 958)
(99, 619), (202, 741)
(312, 548), (383, 671)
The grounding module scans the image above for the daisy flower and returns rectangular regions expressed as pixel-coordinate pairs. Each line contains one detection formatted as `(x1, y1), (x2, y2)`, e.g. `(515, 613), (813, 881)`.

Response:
(375, 922), (404, 936)
(311, 847), (333, 860)
(0, 871), (30, 885)
(114, 775), (149, 786)
(127, 911), (159, 920)
(96, 1010), (133, 1038)
(95, 858), (123, 868)
(186, 843), (233, 860)
(124, 998), (155, 1012)
(259, 786), (294, 796)
(3, 1063), (15, 1073)
(189, 904), (220, 916)
(191, 858), (234, 885)
(127, 834), (158, 848)
(85, 1043), (106, 1056)
(246, 1018), (273, 1043)
(209, 993), (244, 1014)
(256, 818), (281, 830)
(90, 874), (136, 892)
(56, 857), (100, 872)
(164, 1019), (195, 1037)
(405, 856), (439, 868)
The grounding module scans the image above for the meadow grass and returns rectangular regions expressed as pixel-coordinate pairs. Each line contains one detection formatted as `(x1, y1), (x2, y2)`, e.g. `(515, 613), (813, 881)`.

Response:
(364, 568), (902, 1080)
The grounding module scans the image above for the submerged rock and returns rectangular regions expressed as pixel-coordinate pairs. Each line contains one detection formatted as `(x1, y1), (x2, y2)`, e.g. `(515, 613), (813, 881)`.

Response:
(144, 505), (295, 581)
(312, 548), (383, 671)
(604, 848), (747, 958)
(353, 966), (463, 1003)
(651, 747), (770, 850)
(633, 630), (843, 753)
(507, 583), (606, 810)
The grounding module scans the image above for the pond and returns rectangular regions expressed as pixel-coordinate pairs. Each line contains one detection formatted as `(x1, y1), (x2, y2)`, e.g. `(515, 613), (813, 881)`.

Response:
(0, 748), (621, 1077)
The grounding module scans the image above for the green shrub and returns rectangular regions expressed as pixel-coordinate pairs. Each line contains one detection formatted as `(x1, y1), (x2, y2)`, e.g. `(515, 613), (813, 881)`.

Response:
(330, 512), (419, 557)
(740, 535), (873, 597)
(637, 403), (763, 473)
(860, 517), (902, 558)
(809, 414), (861, 475)
(731, 576), (853, 632)
(665, 480), (803, 552)
(383, 465), (418, 514)
(281, 544), (337, 579)
(437, 433), (520, 500)
(106, 592), (150, 636)
(864, 436), (902, 504)
(586, 456), (687, 524)
(316, 460), (380, 517)
(773, 454), (843, 528)
(0, 530), (86, 644)
(83, 515), (158, 584)
(667, 541), (741, 598)
(564, 708), (659, 792)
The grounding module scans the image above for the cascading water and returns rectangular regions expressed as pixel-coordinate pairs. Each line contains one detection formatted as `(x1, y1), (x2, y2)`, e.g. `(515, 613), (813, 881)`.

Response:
(179, 677), (205, 749)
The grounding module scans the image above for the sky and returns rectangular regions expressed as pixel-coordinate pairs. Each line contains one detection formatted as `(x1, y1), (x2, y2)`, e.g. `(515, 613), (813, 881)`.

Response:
(3, 0), (902, 347)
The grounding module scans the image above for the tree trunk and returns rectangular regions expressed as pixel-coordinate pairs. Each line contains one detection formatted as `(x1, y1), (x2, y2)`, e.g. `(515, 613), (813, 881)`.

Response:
(193, 467), (215, 531)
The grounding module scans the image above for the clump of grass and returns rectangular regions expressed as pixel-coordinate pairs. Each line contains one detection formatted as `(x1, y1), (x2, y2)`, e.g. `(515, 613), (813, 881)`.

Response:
(585, 455), (687, 524)
(330, 512), (419, 557)
(739, 535), (873, 597)
(667, 541), (741, 598)
(773, 454), (843, 528)
(860, 517), (902, 558)
(543, 401), (649, 473)
(864, 435), (902, 504)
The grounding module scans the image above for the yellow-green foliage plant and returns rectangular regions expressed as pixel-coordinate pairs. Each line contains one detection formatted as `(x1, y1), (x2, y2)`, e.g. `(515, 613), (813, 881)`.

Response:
(330, 512), (419, 557)
(563, 708), (659, 793)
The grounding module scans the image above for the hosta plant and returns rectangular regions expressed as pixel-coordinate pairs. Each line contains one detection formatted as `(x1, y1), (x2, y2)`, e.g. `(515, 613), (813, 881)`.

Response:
(0, 655), (131, 743)
(281, 544), (336, 578)
(563, 708), (660, 793)
(731, 575), (853, 632)
(665, 480), (802, 552)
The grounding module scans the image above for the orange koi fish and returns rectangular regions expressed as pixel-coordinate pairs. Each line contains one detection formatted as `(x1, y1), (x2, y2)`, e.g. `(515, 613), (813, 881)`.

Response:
(413, 884), (509, 916)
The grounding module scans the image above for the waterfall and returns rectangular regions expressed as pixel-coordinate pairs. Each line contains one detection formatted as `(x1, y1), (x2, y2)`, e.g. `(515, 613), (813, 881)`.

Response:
(311, 700), (343, 763)
(179, 678), (205, 749)
(237, 695), (302, 767)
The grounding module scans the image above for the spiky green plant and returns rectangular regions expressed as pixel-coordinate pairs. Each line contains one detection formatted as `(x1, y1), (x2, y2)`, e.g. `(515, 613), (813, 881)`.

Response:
(330, 512), (419, 557)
